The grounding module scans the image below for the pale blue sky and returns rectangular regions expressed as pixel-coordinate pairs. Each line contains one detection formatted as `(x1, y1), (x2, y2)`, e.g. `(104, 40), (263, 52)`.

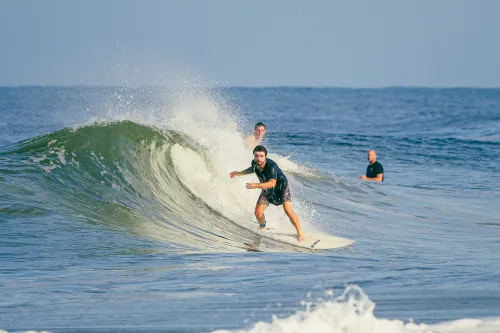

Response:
(1, 0), (499, 87)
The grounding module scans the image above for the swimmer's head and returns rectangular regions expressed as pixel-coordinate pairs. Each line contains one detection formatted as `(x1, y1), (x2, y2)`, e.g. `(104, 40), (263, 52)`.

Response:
(254, 122), (266, 138)
(368, 150), (377, 164)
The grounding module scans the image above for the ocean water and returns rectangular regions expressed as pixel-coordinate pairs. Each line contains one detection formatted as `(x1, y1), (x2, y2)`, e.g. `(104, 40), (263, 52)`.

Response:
(0, 86), (499, 333)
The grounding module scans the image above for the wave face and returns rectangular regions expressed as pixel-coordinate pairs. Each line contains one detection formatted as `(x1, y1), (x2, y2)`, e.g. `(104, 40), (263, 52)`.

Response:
(1, 120), (309, 252)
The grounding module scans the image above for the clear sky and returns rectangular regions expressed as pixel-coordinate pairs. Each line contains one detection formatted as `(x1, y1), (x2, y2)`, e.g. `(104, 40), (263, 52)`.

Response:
(1, 0), (499, 87)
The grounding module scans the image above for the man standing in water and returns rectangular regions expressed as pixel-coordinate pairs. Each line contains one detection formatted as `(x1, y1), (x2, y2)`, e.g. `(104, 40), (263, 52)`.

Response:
(247, 122), (266, 149)
(360, 149), (384, 182)
(230, 145), (306, 242)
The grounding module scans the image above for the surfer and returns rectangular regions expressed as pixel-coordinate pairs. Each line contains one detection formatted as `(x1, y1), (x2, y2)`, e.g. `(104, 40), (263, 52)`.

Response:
(247, 122), (266, 149)
(229, 145), (306, 242)
(360, 149), (384, 182)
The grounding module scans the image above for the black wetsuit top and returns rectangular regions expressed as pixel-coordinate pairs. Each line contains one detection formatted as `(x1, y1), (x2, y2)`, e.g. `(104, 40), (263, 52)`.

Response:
(366, 161), (384, 181)
(251, 158), (288, 204)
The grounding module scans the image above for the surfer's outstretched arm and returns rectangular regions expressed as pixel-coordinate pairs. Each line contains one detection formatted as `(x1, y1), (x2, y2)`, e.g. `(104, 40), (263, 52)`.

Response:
(229, 166), (253, 179)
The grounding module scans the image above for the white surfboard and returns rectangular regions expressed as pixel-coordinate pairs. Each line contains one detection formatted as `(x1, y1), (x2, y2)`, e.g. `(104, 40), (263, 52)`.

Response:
(248, 221), (355, 250)
(262, 228), (355, 250)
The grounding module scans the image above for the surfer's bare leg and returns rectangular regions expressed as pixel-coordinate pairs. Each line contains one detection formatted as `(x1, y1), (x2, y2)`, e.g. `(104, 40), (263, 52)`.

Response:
(254, 204), (268, 229)
(283, 202), (305, 242)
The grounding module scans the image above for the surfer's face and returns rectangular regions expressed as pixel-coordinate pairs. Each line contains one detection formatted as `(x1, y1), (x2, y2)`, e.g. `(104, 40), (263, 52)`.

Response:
(253, 151), (266, 166)
(368, 150), (376, 164)
(254, 126), (266, 138)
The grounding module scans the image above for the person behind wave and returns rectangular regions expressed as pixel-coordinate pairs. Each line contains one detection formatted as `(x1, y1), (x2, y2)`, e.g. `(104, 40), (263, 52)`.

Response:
(247, 122), (267, 149)
(360, 149), (384, 182)
(229, 145), (306, 242)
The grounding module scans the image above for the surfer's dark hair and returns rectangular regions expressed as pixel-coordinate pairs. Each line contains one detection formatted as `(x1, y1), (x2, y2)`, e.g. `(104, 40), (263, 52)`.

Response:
(253, 145), (267, 156)
(255, 122), (266, 129)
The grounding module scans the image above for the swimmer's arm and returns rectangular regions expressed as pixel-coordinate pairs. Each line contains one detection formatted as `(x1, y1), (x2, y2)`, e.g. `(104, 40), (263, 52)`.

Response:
(230, 167), (254, 178)
(361, 173), (383, 182)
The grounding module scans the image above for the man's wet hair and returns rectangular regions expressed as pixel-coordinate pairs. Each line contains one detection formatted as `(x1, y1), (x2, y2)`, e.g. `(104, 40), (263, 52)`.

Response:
(255, 122), (266, 129)
(253, 145), (268, 156)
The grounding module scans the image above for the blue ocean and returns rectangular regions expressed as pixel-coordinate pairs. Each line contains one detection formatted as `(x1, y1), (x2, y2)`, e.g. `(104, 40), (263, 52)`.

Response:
(1, 86), (499, 333)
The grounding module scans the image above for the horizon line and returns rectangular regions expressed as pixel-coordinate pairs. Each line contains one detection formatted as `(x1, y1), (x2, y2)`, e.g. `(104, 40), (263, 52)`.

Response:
(1, 84), (500, 90)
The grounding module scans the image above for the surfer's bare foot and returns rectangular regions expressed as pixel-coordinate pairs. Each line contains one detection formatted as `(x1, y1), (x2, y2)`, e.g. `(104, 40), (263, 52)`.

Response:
(298, 232), (306, 242)
(258, 226), (267, 231)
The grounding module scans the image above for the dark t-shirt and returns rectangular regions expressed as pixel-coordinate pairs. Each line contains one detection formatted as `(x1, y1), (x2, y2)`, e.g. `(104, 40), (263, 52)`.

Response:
(366, 161), (384, 181)
(251, 158), (288, 203)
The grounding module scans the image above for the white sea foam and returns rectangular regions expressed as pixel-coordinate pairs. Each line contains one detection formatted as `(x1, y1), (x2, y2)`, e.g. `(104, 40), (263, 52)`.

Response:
(213, 286), (500, 333)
